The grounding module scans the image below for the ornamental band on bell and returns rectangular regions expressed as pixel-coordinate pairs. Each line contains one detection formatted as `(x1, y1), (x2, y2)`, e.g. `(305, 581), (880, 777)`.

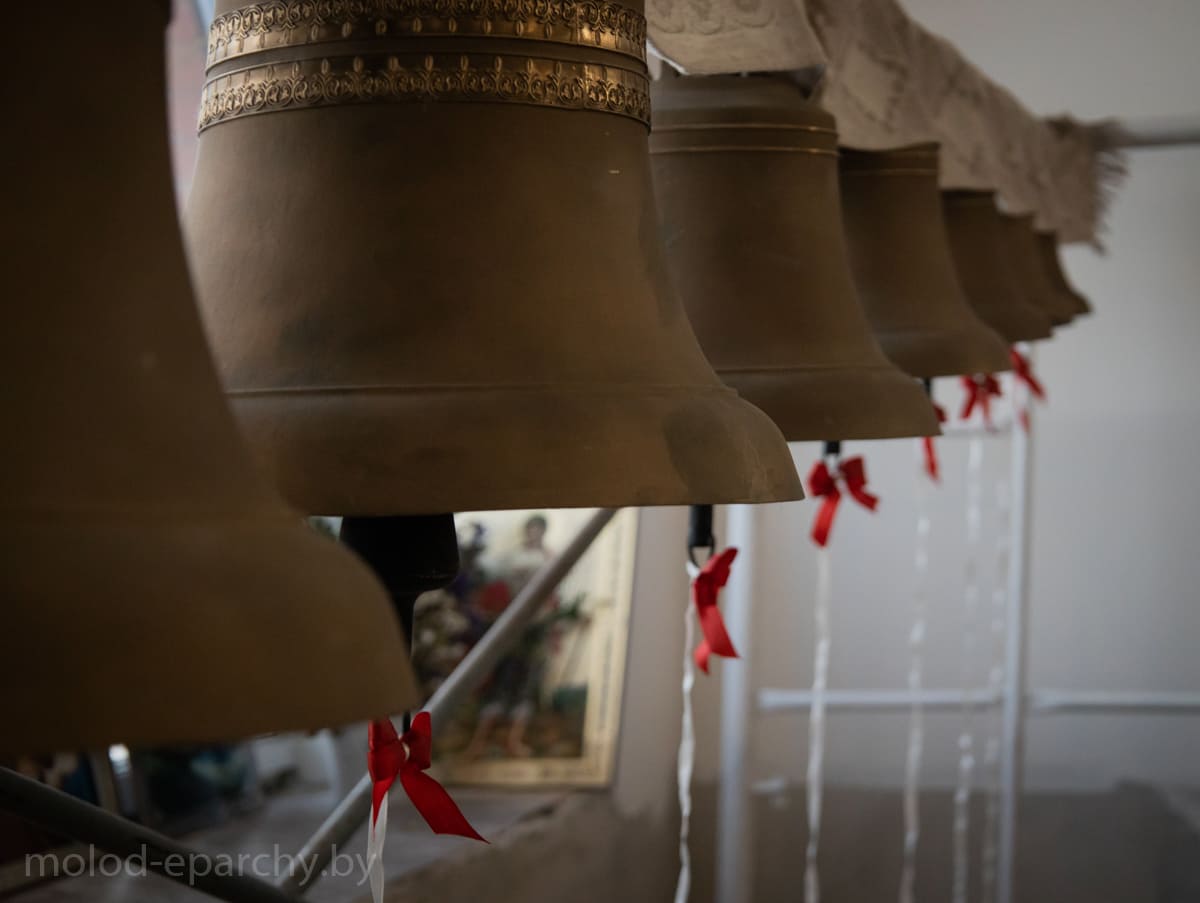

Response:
(198, 0), (652, 130)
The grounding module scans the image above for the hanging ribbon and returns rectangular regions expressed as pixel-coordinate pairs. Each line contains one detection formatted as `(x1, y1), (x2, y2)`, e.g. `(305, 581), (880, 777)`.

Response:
(691, 546), (739, 674)
(367, 713), (485, 903)
(1009, 348), (1046, 433)
(921, 403), (949, 483)
(675, 560), (700, 903)
(807, 456), (880, 547)
(959, 374), (1003, 427)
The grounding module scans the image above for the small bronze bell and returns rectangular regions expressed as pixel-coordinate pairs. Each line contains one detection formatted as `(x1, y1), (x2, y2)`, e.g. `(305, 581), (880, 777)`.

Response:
(1036, 231), (1093, 318)
(185, 0), (802, 514)
(999, 213), (1076, 327)
(649, 75), (939, 441)
(0, 3), (416, 754)
(839, 145), (1012, 378)
(942, 190), (1054, 343)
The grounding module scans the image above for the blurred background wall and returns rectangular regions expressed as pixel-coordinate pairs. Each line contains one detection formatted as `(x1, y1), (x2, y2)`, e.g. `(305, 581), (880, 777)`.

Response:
(684, 0), (1200, 799)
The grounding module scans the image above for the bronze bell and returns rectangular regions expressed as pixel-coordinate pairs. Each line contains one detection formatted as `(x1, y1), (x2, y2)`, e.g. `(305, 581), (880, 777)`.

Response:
(0, 3), (417, 754)
(1036, 231), (1093, 318)
(999, 213), (1076, 327)
(942, 190), (1054, 343)
(649, 75), (939, 441)
(839, 145), (1013, 378)
(184, 0), (802, 514)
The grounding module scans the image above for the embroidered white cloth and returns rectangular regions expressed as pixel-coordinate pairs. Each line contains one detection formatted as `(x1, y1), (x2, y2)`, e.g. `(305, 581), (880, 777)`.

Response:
(647, 0), (1124, 245)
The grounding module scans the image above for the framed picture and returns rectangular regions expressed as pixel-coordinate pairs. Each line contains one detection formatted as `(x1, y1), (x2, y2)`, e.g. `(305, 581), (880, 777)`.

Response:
(412, 508), (637, 787)
(0, 751), (118, 892)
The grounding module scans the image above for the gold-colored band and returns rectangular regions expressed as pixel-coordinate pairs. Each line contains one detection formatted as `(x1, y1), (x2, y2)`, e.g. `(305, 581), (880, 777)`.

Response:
(198, 52), (650, 129)
(208, 0), (648, 67)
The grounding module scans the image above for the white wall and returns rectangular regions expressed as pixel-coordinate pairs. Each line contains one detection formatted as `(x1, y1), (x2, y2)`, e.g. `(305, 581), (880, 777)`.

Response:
(696, 0), (1200, 794)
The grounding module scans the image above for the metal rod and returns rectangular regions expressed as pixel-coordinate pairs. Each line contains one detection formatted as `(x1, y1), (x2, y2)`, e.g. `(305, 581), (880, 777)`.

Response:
(940, 420), (1015, 438)
(757, 687), (1200, 716)
(996, 366), (1033, 903)
(1029, 690), (1200, 714)
(0, 767), (297, 903)
(280, 507), (619, 895)
(715, 504), (758, 903)
(1091, 115), (1200, 149)
(758, 688), (1004, 713)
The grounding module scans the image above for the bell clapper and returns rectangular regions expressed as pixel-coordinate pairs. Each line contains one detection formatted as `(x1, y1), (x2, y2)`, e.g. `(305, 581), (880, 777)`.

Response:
(687, 504), (717, 567)
(338, 514), (461, 682)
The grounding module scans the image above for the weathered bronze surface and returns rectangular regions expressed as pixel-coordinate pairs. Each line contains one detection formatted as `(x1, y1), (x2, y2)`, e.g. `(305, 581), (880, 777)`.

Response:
(942, 190), (1054, 343)
(839, 145), (1013, 377)
(1036, 231), (1092, 318)
(186, 0), (803, 514)
(0, 3), (418, 754)
(649, 75), (939, 441)
(998, 214), (1076, 327)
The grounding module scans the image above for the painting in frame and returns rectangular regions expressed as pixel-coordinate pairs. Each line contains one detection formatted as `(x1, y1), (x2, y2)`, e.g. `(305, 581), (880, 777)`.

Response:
(411, 508), (637, 788)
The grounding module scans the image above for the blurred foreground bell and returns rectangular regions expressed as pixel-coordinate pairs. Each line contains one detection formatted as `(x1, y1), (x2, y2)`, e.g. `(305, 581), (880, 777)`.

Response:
(942, 190), (1054, 343)
(839, 145), (1012, 378)
(185, 0), (801, 513)
(1036, 231), (1092, 318)
(649, 75), (938, 441)
(0, 3), (417, 754)
(999, 213), (1076, 327)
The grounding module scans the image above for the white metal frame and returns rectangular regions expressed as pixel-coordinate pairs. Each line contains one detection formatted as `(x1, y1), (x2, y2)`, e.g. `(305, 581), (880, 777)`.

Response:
(715, 368), (1200, 903)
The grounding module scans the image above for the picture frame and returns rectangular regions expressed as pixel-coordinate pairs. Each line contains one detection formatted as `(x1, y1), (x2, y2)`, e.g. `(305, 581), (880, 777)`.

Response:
(412, 508), (638, 787)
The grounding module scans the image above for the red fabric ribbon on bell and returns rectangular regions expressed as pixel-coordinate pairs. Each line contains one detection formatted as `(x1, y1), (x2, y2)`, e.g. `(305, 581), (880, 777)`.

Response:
(366, 713), (485, 902)
(922, 403), (949, 482)
(807, 456), (880, 547)
(1009, 348), (1046, 432)
(691, 547), (739, 673)
(1009, 348), (1045, 400)
(959, 374), (1003, 427)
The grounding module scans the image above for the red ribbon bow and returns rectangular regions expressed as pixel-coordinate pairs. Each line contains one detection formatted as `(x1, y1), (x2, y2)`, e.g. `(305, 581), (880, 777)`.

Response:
(1009, 348), (1046, 432)
(368, 713), (485, 842)
(959, 374), (1003, 427)
(921, 403), (949, 483)
(807, 456), (879, 547)
(692, 547), (739, 674)
(1009, 349), (1045, 400)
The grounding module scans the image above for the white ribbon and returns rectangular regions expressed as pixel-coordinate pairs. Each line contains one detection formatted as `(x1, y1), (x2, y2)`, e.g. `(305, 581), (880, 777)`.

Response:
(804, 545), (833, 903)
(900, 449), (933, 903)
(952, 436), (985, 903)
(367, 792), (389, 903)
(980, 467), (1012, 903)
(674, 560), (701, 903)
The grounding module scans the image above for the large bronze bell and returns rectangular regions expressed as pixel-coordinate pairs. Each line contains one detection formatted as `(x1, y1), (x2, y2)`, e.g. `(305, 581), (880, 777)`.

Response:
(999, 213), (1076, 327)
(1036, 231), (1093, 318)
(942, 190), (1054, 343)
(649, 75), (939, 441)
(184, 0), (802, 514)
(0, 3), (417, 754)
(839, 145), (1013, 378)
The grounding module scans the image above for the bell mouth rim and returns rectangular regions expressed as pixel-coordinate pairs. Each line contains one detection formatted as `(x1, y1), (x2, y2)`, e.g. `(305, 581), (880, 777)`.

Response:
(225, 382), (741, 399)
(873, 325), (1013, 377)
(715, 362), (915, 377)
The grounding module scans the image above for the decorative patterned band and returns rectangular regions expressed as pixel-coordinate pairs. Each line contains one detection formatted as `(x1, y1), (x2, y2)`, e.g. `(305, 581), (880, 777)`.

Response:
(198, 53), (650, 129)
(208, 0), (648, 67)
